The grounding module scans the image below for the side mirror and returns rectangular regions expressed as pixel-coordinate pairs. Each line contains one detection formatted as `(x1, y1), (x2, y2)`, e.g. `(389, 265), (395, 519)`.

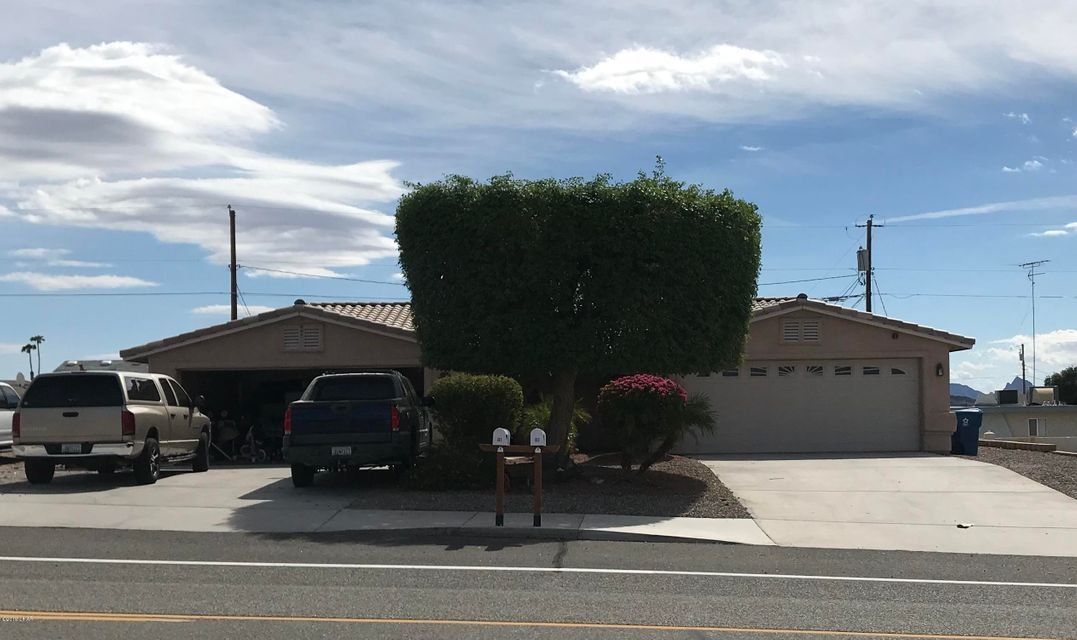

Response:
(194, 395), (207, 411)
(421, 395), (435, 407)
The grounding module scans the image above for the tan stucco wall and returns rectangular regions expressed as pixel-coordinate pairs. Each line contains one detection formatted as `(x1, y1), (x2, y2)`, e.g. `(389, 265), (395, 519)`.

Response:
(743, 310), (959, 452)
(143, 317), (431, 389)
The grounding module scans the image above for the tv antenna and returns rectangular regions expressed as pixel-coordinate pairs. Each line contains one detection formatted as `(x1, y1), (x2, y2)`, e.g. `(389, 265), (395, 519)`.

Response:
(1019, 260), (1049, 387)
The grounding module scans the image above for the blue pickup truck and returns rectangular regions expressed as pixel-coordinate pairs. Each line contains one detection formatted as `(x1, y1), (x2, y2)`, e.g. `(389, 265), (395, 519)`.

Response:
(283, 371), (433, 487)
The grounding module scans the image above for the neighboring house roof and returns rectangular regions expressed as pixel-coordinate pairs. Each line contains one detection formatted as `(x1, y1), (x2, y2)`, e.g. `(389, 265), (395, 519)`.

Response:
(121, 294), (975, 361)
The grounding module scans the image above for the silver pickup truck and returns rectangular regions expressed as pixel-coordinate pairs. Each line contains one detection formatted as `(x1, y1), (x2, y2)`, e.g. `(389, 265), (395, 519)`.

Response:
(13, 371), (211, 485)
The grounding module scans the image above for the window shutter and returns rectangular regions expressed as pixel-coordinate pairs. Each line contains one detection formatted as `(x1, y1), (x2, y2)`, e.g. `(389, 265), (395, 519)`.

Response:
(283, 326), (301, 351)
(801, 320), (821, 342)
(782, 320), (801, 342)
(301, 325), (323, 350)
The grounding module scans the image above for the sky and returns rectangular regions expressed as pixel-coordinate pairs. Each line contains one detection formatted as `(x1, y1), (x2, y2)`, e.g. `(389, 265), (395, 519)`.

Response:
(1, 0), (1076, 392)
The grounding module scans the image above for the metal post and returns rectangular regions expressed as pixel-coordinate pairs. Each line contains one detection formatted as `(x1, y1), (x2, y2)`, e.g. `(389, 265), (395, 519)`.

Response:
(228, 205), (238, 321)
(1020, 344), (1027, 405)
(533, 448), (543, 527)
(495, 447), (505, 527)
(865, 215), (873, 312)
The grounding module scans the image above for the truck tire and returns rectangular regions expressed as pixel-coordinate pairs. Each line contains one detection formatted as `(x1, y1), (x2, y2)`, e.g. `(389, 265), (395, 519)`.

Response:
(192, 432), (210, 473)
(134, 437), (161, 485)
(291, 463), (315, 488)
(24, 459), (55, 485)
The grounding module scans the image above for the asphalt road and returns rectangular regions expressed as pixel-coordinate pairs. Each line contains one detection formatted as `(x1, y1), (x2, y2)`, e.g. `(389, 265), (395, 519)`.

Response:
(0, 527), (1074, 639)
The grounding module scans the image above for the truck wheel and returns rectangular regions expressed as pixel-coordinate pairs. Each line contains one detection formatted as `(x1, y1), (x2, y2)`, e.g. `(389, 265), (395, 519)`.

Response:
(291, 463), (315, 488)
(192, 432), (210, 473)
(24, 459), (55, 485)
(134, 437), (161, 485)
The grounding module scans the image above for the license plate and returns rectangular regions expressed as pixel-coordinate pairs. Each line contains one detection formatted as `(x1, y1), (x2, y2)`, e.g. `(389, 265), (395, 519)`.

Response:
(61, 443), (82, 454)
(330, 446), (352, 456)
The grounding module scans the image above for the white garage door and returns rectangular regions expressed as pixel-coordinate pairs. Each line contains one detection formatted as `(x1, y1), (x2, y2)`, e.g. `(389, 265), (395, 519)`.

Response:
(679, 359), (920, 454)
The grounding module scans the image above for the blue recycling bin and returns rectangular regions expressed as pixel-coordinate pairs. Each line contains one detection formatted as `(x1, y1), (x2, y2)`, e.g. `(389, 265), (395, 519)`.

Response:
(951, 409), (983, 455)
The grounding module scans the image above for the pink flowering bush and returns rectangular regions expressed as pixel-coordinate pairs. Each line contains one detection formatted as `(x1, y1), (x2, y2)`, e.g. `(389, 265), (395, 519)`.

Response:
(598, 374), (714, 473)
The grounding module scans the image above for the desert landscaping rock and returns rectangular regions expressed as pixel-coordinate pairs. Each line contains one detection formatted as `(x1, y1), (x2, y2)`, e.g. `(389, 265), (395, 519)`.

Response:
(969, 447), (1077, 500)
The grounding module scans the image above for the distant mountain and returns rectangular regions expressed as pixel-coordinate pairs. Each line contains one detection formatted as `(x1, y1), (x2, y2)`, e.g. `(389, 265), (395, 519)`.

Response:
(949, 383), (983, 399)
(1003, 376), (1032, 391)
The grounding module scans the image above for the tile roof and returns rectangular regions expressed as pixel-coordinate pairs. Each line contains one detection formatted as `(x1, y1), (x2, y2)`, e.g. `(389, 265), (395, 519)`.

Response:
(121, 295), (974, 360)
(308, 302), (414, 331)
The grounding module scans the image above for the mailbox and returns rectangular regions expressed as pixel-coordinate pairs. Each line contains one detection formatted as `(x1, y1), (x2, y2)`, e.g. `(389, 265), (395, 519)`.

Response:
(492, 427), (512, 447)
(529, 428), (547, 447)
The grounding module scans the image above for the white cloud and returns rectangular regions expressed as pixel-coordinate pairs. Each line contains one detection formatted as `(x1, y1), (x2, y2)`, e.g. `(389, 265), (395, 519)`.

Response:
(391, 272), (405, 281)
(886, 194), (1077, 223)
(0, 271), (157, 291)
(1001, 159), (1044, 173)
(191, 304), (275, 316)
(0, 43), (404, 274)
(8, 248), (110, 268)
(740, 145), (764, 152)
(992, 330), (1077, 370)
(553, 45), (786, 94)
(1003, 111), (1031, 124)
(0, 343), (24, 355)
(1029, 221), (1077, 238)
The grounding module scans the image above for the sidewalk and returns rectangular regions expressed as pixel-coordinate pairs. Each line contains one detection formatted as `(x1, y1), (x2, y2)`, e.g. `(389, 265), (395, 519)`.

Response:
(0, 467), (773, 544)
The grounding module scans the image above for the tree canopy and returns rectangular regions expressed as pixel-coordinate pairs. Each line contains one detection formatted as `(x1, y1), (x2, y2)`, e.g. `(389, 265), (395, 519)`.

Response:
(395, 167), (762, 454)
(1045, 366), (1077, 404)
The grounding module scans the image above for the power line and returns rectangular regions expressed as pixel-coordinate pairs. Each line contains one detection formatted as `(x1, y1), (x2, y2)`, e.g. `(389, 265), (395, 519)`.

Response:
(757, 274), (858, 286)
(239, 264), (405, 285)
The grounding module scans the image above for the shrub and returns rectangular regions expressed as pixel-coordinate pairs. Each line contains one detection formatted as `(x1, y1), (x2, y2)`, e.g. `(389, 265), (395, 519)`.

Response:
(597, 374), (715, 473)
(430, 373), (524, 451)
(520, 395), (590, 454)
(406, 444), (494, 490)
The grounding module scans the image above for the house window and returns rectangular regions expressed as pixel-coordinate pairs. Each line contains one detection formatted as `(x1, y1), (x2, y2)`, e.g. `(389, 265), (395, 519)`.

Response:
(863, 366), (880, 376)
(778, 365), (797, 377)
(721, 369), (739, 377)
(806, 365), (824, 377)
(750, 367), (768, 377)
(1028, 418), (1039, 436)
(283, 324), (323, 352)
(834, 366), (852, 376)
(782, 319), (821, 343)
(890, 368), (907, 376)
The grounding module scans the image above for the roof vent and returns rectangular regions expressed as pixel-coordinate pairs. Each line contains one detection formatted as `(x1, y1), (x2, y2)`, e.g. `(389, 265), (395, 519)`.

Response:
(294, 299), (306, 306)
(796, 293), (808, 300)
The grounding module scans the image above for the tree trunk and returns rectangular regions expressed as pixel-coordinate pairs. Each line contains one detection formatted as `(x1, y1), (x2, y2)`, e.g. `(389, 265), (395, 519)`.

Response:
(546, 369), (577, 467)
(638, 433), (678, 475)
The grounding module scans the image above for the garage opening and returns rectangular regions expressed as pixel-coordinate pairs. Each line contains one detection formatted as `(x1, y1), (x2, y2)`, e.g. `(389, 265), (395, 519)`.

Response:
(179, 367), (425, 461)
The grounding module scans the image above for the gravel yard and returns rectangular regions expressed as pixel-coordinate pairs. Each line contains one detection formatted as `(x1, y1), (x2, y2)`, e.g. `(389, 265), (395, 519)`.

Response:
(0, 454), (21, 483)
(342, 454), (749, 518)
(971, 447), (1077, 500)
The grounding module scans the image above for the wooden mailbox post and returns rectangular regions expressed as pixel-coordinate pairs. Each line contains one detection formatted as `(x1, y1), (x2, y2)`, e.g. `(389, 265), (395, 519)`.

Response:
(479, 428), (559, 527)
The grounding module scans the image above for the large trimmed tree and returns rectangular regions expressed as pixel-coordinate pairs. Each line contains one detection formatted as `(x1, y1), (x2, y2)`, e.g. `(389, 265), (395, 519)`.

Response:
(395, 167), (762, 462)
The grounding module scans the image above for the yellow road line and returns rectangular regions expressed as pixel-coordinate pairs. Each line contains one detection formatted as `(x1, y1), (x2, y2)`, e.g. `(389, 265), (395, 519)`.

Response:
(0, 609), (1062, 639)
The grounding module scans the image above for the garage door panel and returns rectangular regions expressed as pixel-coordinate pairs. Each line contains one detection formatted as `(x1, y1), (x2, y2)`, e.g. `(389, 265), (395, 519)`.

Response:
(680, 359), (920, 454)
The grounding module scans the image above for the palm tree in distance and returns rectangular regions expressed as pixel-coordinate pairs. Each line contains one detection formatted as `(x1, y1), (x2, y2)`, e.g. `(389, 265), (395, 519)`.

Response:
(21, 343), (36, 380)
(29, 335), (44, 377)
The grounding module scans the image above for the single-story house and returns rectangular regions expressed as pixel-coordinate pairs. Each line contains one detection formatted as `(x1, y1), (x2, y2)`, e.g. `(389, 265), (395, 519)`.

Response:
(978, 405), (1077, 453)
(120, 295), (975, 454)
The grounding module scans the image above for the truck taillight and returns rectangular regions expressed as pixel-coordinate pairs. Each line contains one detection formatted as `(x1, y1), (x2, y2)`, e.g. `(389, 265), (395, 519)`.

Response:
(11, 412), (19, 440)
(121, 410), (136, 438)
(390, 406), (400, 431)
(283, 406), (292, 436)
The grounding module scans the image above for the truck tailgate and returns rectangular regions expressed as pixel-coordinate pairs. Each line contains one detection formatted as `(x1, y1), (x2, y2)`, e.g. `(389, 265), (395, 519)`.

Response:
(18, 406), (123, 443)
(289, 401), (393, 444)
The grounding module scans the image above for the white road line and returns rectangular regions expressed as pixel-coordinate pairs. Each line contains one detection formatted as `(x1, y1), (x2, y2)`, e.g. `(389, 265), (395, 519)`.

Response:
(0, 556), (1074, 589)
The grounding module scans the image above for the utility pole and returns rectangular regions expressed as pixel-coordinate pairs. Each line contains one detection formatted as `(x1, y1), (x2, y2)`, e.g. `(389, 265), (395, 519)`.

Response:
(228, 205), (238, 321)
(855, 214), (883, 312)
(1019, 260), (1048, 389)
(1020, 344), (1027, 405)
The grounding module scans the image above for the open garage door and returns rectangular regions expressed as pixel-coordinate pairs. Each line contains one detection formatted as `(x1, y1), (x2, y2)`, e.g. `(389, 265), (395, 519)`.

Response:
(679, 359), (920, 454)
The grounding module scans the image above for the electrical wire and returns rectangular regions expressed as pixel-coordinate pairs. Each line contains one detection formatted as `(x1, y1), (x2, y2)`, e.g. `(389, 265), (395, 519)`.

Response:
(238, 264), (404, 285)
(871, 273), (890, 316)
(757, 274), (858, 286)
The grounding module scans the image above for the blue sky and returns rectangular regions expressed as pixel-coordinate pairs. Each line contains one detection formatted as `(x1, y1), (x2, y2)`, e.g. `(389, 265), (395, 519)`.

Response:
(1, 1), (1076, 391)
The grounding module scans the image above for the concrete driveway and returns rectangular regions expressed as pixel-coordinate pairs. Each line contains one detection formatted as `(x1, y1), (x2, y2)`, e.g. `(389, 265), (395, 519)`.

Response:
(701, 453), (1077, 557)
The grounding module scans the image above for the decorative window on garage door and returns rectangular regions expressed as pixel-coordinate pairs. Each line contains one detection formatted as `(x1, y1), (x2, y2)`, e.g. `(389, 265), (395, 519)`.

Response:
(282, 324), (323, 352)
(782, 319), (821, 343)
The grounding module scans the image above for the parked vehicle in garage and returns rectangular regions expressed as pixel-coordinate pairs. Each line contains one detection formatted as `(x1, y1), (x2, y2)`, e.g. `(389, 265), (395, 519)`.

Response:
(12, 372), (211, 485)
(0, 382), (20, 448)
(284, 371), (432, 487)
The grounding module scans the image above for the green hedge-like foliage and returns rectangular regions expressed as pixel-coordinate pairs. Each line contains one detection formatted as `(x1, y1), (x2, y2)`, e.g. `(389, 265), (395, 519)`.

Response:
(430, 373), (523, 451)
